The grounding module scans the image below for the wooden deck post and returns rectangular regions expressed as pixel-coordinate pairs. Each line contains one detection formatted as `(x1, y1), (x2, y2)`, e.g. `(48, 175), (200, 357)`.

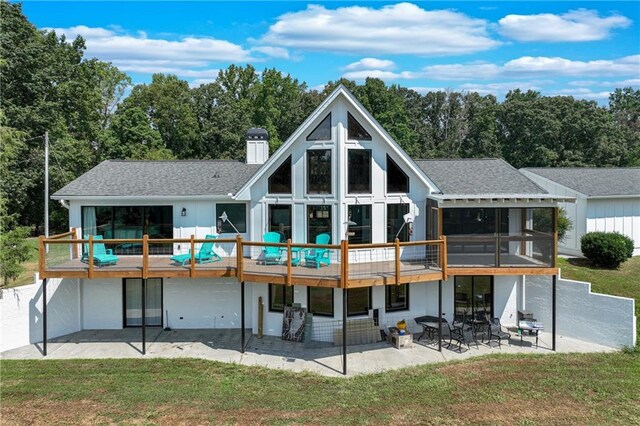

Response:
(236, 235), (243, 282)
(142, 235), (149, 279)
(394, 238), (400, 285)
(441, 236), (448, 281)
(286, 239), (292, 286)
(71, 227), (78, 259)
(189, 235), (195, 278)
(38, 236), (45, 278)
(88, 235), (94, 279)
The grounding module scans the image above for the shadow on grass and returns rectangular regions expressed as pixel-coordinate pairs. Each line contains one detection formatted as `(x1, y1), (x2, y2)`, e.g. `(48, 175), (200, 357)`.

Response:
(566, 257), (619, 271)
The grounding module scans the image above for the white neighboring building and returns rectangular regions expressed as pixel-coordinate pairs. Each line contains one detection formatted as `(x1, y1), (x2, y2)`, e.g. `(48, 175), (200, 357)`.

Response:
(521, 168), (640, 256)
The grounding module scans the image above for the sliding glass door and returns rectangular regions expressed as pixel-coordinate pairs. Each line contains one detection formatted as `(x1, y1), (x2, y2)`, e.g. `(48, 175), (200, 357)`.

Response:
(124, 278), (163, 327)
(454, 276), (493, 322)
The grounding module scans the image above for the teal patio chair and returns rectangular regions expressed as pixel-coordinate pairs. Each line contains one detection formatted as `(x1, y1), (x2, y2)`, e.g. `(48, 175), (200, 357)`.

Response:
(262, 231), (283, 265)
(170, 235), (222, 266)
(81, 235), (119, 266)
(303, 233), (332, 269)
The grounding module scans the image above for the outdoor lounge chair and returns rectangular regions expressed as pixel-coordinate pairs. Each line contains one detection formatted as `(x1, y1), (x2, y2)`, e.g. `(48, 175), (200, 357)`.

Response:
(262, 232), (283, 265)
(486, 317), (511, 348)
(81, 235), (119, 266)
(170, 235), (222, 266)
(303, 233), (331, 269)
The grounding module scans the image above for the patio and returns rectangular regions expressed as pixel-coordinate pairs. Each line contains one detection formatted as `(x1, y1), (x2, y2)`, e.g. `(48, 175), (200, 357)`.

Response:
(0, 328), (616, 377)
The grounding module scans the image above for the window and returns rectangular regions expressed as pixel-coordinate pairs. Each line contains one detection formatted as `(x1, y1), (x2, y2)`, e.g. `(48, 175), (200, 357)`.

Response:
(347, 287), (371, 317)
(308, 287), (334, 317)
(454, 276), (492, 323)
(348, 205), (372, 244)
(386, 155), (409, 193)
(307, 149), (332, 194)
(268, 156), (291, 194)
(269, 205), (292, 241)
(307, 205), (332, 243)
(386, 284), (409, 312)
(348, 150), (371, 193)
(269, 284), (294, 312)
(387, 204), (410, 242)
(347, 112), (372, 140)
(307, 113), (331, 141)
(216, 203), (246, 233)
(123, 278), (163, 327)
(81, 206), (173, 255)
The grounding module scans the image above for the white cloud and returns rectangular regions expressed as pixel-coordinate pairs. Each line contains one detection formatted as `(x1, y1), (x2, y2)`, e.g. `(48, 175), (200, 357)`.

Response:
(551, 88), (614, 101)
(344, 58), (396, 71)
(189, 78), (219, 88)
(422, 55), (640, 80)
(250, 46), (290, 59)
(342, 69), (417, 81)
(570, 79), (640, 88)
(45, 25), (254, 79)
(457, 81), (545, 96)
(408, 86), (447, 94)
(260, 3), (500, 55)
(498, 9), (631, 42)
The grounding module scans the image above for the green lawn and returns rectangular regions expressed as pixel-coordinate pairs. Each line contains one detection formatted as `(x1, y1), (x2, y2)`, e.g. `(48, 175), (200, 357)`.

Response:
(2, 353), (639, 425)
(7, 237), (69, 288)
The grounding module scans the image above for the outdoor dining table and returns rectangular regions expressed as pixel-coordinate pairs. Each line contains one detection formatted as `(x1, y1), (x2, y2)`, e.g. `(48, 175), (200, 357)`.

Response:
(414, 315), (448, 341)
(517, 320), (544, 348)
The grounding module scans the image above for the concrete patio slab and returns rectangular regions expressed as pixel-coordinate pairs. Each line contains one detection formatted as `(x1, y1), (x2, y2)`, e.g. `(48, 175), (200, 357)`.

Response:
(1, 329), (617, 377)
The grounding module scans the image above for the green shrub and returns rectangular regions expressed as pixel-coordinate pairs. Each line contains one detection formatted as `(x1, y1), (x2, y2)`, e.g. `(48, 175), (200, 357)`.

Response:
(581, 232), (634, 268)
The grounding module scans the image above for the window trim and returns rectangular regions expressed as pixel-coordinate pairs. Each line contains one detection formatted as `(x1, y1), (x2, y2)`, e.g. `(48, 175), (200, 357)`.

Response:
(307, 287), (335, 317)
(347, 149), (372, 194)
(215, 203), (247, 234)
(268, 283), (294, 313)
(347, 111), (372, 141)
(267, 155), (292, 195)
(347, 287), (372, 317)
(386, 154), (410, 194)
(306, 149), (332, 195)
(122, 278), (164, 328)
(306, 112), (332, 141)
(385, 284), (410, 313)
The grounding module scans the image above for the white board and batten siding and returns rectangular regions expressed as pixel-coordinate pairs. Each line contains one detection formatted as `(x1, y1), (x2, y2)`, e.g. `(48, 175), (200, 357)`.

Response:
(522, 171), (640, 256)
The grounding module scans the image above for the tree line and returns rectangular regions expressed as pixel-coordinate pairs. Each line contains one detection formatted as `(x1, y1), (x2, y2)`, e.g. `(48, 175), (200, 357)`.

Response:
(2, 1), (639, 235)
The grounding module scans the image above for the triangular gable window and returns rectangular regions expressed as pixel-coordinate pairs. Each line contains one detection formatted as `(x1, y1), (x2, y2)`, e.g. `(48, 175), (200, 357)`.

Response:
(306, 113), (331, 141)
(268, 156), (292, 194)
(348, 112), (372, 141)
(387, 155), (409, 193)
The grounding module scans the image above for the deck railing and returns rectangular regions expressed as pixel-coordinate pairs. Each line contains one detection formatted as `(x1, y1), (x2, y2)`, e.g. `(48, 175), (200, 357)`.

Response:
(39, 229), (557, 285)
(39, 230), (448, 287)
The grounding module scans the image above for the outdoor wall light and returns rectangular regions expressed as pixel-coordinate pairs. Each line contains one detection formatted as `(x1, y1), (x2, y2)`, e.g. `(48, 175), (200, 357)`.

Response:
(181, 207), (187, 217)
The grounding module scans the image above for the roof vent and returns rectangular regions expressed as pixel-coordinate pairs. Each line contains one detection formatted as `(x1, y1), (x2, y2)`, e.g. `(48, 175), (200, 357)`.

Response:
(246, 128), (269, 165)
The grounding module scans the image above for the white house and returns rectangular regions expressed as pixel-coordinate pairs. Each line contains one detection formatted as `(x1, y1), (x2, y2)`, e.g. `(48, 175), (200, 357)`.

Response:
(521, 168), (640, 256)
(5, 86), (635, 360)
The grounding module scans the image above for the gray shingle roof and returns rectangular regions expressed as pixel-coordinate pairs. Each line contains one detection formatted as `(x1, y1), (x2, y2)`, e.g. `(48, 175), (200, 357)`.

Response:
(416, 158), (547, 195)
(522, 167), (640, 196)
(52, 160), (262, 198)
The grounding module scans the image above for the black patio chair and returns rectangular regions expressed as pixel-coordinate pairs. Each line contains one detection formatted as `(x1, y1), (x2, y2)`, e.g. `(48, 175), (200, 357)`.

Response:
(447, 323), (478, 352)
(486, 317), (511, 348)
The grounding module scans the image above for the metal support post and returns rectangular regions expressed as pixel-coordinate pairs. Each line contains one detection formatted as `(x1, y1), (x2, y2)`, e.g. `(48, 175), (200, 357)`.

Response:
(241, 281), (245, 353)
(552, 274), (557, 351)
(342, 288), (347, 375)
(43, 278), (47, 356)
(438, 279), (442, 352)
(142, 278), (146, 355)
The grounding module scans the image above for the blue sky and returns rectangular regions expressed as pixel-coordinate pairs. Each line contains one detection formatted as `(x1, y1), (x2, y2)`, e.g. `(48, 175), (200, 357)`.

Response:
(21, 1), (640, 102)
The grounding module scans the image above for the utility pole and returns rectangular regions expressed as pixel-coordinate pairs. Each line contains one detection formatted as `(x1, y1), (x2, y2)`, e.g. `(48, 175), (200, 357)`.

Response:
(44, 131), (49, 253)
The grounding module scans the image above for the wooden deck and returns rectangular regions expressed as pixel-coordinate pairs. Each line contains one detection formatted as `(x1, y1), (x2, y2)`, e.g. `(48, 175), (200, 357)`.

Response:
(40, 233), (558, 287)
